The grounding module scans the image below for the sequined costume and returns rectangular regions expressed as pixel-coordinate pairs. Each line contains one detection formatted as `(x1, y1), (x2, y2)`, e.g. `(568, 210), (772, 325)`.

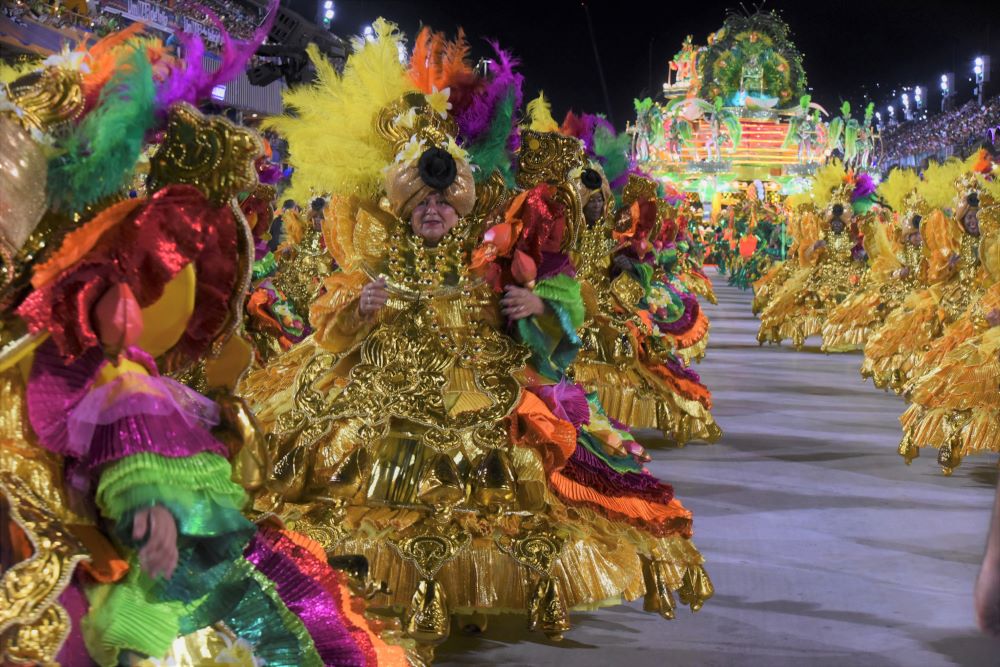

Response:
(861, 160), (980, 392)
(564, 166), (719, 444)
(821, 205), (917, 353)
(242, 24), (712, 654)
(0, 23), (412, 667)
(758, 166), (875, 349)
(541, 110), (718, 444)
(757, 211), (860, 348)
(897, 187), (1000, 472)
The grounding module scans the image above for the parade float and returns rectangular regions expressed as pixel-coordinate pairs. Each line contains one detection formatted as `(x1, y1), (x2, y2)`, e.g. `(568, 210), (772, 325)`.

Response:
(629, 10), (880, 208)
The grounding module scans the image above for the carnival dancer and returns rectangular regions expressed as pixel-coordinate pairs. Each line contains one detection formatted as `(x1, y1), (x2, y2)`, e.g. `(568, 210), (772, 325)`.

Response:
(243, 23), (712, 656)
(861, 159), (972, 392)
(758, 164), (873, 349)
(539, 105), (720, 445)
(1, 20), (414, 667)
(821, 169), (926, 353)
(897, 181), (1000, 473)
(902, 153), (998, 385)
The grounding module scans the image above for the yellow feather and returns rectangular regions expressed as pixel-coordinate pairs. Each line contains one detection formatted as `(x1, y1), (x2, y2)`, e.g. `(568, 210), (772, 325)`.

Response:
(526, 91), (559, 133)
(877, 168), (920, 212)
(262, 19), (417, 203)
(809, 159), (846, 209)
(917, 158), (964, 211)
(0, 59), (41, 85)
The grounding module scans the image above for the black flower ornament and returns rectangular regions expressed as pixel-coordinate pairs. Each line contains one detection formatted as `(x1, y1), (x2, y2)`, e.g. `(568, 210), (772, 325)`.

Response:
(581, 168), (603, 191)
(418, 147), (458, 190)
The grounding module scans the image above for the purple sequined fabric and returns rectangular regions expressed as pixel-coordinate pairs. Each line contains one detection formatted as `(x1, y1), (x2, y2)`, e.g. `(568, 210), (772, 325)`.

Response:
(528, 379), (591, 428)
(245, 527), (369, 667)
(663, 354), (702, 384)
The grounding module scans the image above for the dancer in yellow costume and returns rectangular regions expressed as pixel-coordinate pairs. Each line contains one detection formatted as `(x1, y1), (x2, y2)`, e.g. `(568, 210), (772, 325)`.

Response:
(242, 22), (712, 656)
(758, 165), (868, 349)
(861, 159), (975, 392)
(821, 169), (924, 353)
(898, 181), (1000, 473)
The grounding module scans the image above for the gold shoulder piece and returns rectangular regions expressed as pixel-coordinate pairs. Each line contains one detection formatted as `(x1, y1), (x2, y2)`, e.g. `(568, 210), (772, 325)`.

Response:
(515, 130), (587, 190)
(5, 67), (84, 135)
(620, 174), (659, 208)
(148, 103), (263, 205)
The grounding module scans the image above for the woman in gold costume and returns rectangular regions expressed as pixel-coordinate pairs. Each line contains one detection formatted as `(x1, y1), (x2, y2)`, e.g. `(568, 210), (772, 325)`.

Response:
(821, 169), (924, 353)
(897, 184), (1000, 473)
(563, 160), (720, 445)
(242, 23), (712, 655)
(757, 175), (868, 349)
(860, 159), (981, 392)
(1, 23), (416, 666)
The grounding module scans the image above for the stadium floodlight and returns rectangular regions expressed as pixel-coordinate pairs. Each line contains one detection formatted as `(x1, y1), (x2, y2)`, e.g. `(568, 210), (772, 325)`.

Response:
(973, 56), (988, 105)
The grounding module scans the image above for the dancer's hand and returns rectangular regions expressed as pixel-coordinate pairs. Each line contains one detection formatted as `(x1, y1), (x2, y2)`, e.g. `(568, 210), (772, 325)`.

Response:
(133, 505), (178, 580)
(359, 277), (389, 318)
(501, 285), (545, 321)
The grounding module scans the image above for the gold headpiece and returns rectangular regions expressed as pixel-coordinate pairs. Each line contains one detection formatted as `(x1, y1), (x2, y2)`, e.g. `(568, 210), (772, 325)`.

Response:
(953, 172), (983, 221)
(378, 94), (475, 219)
(515, 130), (589, 249)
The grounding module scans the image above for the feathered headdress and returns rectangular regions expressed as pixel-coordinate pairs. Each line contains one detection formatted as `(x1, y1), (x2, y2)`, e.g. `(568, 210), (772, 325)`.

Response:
(810, 159), (847, 209)
(917, 158), (964, 211)
(454, 41), (524, 185)
(264, 19), (418, 203)
(877, 168), (920, 213)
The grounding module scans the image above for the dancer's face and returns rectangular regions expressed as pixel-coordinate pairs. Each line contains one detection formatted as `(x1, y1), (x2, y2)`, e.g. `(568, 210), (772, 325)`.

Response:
(962, 208), (980, 236)
(584, 192), (605, 226)
(411, 192), (459, 246)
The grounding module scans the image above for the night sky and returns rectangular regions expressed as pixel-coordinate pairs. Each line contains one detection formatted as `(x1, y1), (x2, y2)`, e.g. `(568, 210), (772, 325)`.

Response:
(287, 0), (996, 128)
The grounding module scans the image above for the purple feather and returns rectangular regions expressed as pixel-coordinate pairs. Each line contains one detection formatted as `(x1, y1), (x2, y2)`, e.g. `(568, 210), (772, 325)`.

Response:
(851, 172), (876, 201)
(455, 40), (523, 147)
(156, 0), (277, 115)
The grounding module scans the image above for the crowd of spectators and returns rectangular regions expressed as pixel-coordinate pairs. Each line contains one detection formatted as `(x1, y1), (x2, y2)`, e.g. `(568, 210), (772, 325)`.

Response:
(170, 0), (264, 40)
(3, 1), (91, 31)
(3, 1), (265, 42)
(880, 96), (1000, 167)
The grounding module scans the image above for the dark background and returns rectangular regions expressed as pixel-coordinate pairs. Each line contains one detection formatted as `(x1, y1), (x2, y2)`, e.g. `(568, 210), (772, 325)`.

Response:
(288, 0), (996, 128)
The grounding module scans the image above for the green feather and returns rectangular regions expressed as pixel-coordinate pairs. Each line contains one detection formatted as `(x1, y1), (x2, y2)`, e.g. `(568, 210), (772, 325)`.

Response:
(592, 125), (629, 185)
(48, 46), (156, 212)
(466, 89), (516, 186)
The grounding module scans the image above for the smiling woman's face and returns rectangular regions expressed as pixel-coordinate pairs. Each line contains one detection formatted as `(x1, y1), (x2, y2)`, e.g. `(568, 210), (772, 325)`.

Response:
(410, 192), (459, 246)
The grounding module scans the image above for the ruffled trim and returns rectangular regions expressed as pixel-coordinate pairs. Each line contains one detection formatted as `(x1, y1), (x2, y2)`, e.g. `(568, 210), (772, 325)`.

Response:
(81, 568), (184, 667)
(245, 525), (373, 667)
(224, 558), (324, 667)
(517, 274), (584, 379)
(510, 392), (694, 537)
(548, 472), (693, 538)
(18, 185), (239, 364)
